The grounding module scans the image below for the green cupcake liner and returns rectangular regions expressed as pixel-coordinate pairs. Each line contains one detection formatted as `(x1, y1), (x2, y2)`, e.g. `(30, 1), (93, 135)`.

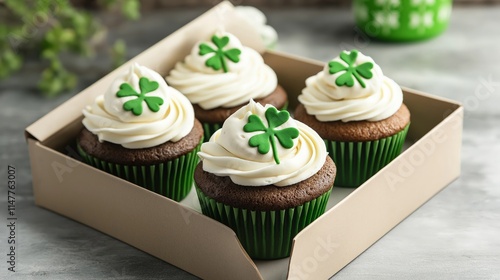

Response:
(201, 103), (289, 141)
(353, 0), (452, 41)
(325, 124), (409, 188)
(202, 123), (222, 142)
(195, 186), (332, 260)
(77, 141), (202, 201)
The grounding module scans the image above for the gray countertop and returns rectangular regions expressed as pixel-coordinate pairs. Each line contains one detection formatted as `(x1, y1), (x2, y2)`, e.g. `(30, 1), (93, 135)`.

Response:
(1, 5), (499, 280)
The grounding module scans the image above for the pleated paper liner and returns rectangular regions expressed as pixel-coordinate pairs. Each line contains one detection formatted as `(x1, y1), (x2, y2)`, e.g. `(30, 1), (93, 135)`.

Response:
(201, 102), (289, 142)
(77, 141), (202, 201)
(202, 123), (222, 142)
(195, 186), (332, 260)
(326, 124), (410, 188)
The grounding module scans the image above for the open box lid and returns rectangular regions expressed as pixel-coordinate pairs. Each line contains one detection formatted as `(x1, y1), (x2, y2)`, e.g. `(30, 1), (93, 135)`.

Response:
(25, 1), (265, 143)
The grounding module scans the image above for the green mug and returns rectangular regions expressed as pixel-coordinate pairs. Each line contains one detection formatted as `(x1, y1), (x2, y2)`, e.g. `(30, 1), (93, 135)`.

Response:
(353, 0), (452, 41)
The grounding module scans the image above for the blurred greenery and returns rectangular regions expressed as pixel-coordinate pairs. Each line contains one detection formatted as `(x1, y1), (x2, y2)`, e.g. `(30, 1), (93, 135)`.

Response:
(0, 0), (140, 97)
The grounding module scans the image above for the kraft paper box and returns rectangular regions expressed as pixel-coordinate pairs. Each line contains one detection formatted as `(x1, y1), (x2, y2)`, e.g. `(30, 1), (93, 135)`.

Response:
(25, 2), (463, 279)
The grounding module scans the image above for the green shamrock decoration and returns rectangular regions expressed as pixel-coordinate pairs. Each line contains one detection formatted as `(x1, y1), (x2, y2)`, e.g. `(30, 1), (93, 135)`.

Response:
(328, 49), (374, 88)
(116, 77), (163, 116)
(198, 35), (241, 73)
(243, 107), (299, 164)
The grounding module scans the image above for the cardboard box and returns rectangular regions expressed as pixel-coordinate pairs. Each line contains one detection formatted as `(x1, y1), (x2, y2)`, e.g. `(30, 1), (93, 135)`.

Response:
(25, 2), (463, 279)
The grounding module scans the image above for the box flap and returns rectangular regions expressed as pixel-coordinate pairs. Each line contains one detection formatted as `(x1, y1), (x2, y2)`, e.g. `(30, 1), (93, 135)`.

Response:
(287, 90), (463, 279)
(28, 138), (263, 280)
(263, 50), (463, 278)
(25, 0), (264, 143)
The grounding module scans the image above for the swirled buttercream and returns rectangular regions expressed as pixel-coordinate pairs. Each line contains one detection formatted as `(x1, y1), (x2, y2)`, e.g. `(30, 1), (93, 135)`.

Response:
(198, 100), (327, 187)
(82, 63), (195, 149)
(298, 50), (402, 122)
(165, 31), (277, 110)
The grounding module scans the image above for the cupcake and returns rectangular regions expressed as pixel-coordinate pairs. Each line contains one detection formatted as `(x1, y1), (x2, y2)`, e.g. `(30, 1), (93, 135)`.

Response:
(295, 49), (410, 188)
(195, 100), (336, 259)
(77, 63), (203, 201)
(165, 30), (287, 141)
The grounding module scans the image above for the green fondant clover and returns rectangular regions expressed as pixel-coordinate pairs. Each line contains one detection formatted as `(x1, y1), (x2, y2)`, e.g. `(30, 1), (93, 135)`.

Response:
(243, 107), (299, 165)
(198, 35), (241, 73)
(116, 77), (163, 116)
(328, 49), (374, 88)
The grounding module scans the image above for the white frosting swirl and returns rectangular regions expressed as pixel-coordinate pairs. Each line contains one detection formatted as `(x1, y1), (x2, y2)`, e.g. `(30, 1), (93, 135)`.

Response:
(198, 100), (327, 187)
(166, 31), (277, 110)
(235, 6), (278, 49)
(82, 63), (195, 149)
(298, 50), (402, 122)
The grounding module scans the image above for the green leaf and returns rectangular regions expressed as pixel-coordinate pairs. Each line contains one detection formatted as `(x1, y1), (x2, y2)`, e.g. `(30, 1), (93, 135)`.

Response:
(328, 61), (346, 74)
(139, 76), (159, 93)
(38, 61), (77, 97)
(144, 96), (164, 112)
(0, 49), (22, 75)
(248, 133), (271, 155)
(335, 72), (355, 87)
(117, 83), (138, 97)
(211, 35), (229, 49)
(60, 29), (76, 43)
(266, 107), (290, 129)
(355, 62), (374, 79)
(199, 44), (215, 55)
(243, 107), (299, 164)
(111, 39), (126, 68)
(328, 50), (374, 88)
(205, 55), (223, 71)
(122, 0), (141, 20)
(198, 35), (241, 73)
(116, 77), (164, 116)
(224, 48), (242, 63)
(243, 114), (267, 132)
(123, 98), (143, 116)
(340, 50), (357, 65)
(275, 127), (299, 149)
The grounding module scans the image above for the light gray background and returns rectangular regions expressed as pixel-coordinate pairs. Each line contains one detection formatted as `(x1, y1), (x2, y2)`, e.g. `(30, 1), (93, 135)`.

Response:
(1, 5), (499, 279)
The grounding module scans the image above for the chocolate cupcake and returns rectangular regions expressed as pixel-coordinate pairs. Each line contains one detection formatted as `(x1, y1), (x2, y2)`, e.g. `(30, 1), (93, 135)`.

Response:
(195, 100), (336, 259)
(295, 49), (410, 188)
(165, 30), (288, 141)
(77, 63), (203, 201)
